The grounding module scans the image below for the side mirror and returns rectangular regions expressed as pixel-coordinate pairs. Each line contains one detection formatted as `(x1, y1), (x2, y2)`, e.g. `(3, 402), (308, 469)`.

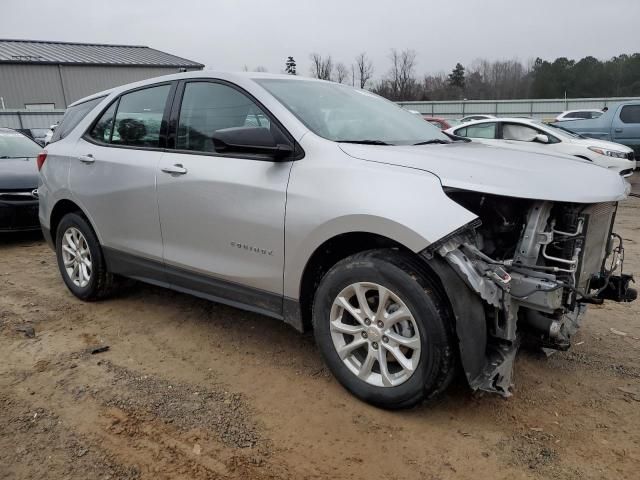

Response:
(534, 134), (549, 144)
(211, 127), (293, 160)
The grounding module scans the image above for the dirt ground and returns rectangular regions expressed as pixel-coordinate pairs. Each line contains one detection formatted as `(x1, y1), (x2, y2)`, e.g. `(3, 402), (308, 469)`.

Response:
(1, 199), (639, 480)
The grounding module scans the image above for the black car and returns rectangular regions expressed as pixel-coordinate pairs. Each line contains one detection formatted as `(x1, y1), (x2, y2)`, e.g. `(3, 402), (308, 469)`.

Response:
(0, 128), (42, 232)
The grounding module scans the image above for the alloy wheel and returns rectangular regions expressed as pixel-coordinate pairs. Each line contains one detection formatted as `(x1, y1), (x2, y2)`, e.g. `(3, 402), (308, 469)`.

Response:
(329, 282), (421, 387)
(61, 227), (92, 288)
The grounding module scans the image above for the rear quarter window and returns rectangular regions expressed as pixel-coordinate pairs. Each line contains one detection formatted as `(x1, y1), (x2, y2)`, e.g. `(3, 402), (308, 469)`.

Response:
(50, 97), (104, 143)
(620, 105), (640, 124)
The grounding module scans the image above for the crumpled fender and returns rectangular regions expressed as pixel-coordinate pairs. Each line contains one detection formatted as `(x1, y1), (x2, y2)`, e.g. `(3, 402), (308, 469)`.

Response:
(426, 256), (487, 385)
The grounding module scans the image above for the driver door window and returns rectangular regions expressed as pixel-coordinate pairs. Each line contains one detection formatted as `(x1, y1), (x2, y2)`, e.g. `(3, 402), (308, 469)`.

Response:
(176, 82), (274, 153)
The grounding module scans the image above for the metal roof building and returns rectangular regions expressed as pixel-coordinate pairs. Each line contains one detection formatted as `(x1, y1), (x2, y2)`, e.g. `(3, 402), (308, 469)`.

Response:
(0, 39), (203, 110)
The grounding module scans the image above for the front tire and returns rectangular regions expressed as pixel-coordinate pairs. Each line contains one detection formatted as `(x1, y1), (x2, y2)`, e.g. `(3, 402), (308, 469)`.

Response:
(55, 212), (114, 301)
(312, 249), (456, 409)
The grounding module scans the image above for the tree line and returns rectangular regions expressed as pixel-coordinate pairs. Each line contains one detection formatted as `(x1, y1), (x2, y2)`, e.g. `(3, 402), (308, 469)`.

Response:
(259, 51), (640, 101)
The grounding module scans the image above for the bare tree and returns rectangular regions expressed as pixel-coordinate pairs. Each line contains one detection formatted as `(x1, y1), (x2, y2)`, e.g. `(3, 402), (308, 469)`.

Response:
(388, 49), (417, 100)
(309, 53), (333, 80)
(335, 62), (349, 83)
(355, 52), (374, 89)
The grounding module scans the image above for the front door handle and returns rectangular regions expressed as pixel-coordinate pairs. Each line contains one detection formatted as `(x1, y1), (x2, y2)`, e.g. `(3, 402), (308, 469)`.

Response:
(615, 128), (623, 133)
(161, 164), (188, 175)
(78, 154), (95, 164)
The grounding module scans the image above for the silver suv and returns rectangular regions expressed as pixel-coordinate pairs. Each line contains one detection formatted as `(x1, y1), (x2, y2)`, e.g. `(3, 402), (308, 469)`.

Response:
(39, 72), (635, 408)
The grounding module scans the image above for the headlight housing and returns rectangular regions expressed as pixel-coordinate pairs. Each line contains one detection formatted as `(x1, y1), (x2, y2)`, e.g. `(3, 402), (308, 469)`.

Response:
(588, 146), (629, 159)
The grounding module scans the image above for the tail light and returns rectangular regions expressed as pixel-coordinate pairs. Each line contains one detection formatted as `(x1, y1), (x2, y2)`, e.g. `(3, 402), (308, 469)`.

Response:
(36, 150), (47, 171)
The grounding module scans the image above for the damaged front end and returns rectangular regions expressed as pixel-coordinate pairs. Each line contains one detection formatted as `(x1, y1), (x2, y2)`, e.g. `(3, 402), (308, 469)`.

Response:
(423, 190), (636, 397)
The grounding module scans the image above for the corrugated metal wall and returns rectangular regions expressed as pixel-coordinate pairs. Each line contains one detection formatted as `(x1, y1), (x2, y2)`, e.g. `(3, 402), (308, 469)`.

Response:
(0, 109), (64, 129)
(398, 97), (640, 120)
(59, 65), (197, 104)
(0, 64), (67, 108)
(0, 63), (199, 109)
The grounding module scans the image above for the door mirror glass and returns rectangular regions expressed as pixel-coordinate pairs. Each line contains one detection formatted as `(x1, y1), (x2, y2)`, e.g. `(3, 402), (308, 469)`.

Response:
(212, 126), (293, 159)
(534, 133), (550, 144)
(212, 126), (275, 148)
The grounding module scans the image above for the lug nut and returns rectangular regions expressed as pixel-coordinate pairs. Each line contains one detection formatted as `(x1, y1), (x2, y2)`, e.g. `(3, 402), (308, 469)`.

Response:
(364, 319), (371, 326)
(382, 336), (388, 343)
(361, 331), (368, 339)
(377, 321), (384, 328)
(372, 342), (378, 349)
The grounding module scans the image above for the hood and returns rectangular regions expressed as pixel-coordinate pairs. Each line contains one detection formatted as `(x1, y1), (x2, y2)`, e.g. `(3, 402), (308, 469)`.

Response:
(0, 157), (39, 191)
(339, 142), (629, 203)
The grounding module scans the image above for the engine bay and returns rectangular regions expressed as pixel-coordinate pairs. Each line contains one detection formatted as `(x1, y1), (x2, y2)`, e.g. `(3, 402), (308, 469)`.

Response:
(430, 189), (636, 396)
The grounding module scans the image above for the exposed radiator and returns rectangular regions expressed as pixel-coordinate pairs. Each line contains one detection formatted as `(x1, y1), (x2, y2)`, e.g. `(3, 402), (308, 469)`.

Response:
(577, 202), (617, 292)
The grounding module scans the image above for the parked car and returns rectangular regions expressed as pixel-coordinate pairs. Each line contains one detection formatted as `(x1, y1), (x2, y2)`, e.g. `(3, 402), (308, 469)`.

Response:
(459, 114), (496, 123)
(422, 116), (461, 130)
(551, 101), (640, 156)
(39, 72), (635, 408)
(445, 117), (636, 176)
(0, 128), (42, 232)
(555, 109), (604, 122)
(16, 128), (49, 146)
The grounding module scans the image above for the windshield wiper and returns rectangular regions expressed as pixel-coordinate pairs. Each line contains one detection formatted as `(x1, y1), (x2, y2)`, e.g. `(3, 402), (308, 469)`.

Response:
(337, 140), (392, 146)
(412, 139), (451, 145)
(0, 156), (31, 159)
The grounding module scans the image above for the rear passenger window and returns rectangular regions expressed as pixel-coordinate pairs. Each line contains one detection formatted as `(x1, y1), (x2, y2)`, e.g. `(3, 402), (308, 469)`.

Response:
(465, 123), (496, 139)
(50, 97), (104, 143)
(620, 105), (640, 124)
(111, 85), (170, 147)
(86, 85), (170, 148)
(176, 82), (273, 153)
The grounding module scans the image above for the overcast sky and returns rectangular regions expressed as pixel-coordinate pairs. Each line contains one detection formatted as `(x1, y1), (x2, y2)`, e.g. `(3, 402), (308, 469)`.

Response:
(4, 0), (640, 79)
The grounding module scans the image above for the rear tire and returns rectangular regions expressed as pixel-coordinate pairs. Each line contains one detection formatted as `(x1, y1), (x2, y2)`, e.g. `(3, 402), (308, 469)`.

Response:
(55, 212), (114, 301)
(312, 249), (456, 409)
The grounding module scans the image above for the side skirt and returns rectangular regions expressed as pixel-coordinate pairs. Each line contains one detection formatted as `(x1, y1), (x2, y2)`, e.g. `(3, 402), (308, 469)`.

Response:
(102, 247), (304, 329)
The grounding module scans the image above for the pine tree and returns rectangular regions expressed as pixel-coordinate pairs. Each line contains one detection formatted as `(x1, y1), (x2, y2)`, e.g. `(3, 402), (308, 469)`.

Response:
(448, 63), (466, 89)
(285, 56), (297, 75)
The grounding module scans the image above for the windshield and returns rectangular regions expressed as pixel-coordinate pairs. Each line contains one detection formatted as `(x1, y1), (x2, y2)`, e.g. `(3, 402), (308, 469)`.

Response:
(0, 131), (41, 159)
(256, 79), (449, 145)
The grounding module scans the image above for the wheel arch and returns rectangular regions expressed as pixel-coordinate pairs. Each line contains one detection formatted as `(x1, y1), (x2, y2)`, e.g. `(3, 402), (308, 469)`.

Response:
(293, 231), (410, 332)
(49, 199), (99, 246)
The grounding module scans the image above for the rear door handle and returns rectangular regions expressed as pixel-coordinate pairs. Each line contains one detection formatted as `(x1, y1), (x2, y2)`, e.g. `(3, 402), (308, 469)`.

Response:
(161, 164), (188, 175)
(78, 154), (95, 164)
(614, 128), (623, 133)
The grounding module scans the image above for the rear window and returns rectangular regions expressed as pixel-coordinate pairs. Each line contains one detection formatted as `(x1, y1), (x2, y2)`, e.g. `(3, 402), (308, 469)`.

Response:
(50, 97), (104, 143)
